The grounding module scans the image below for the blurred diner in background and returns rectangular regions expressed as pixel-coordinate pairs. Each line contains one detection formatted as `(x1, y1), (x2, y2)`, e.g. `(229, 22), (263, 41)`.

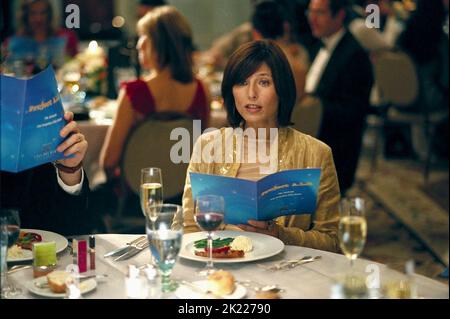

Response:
(0, 0), (448, 300)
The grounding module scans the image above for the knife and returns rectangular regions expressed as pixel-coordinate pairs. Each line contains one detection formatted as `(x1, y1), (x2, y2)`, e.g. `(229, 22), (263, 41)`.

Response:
(103, 236), (147, 258)
(113, 242), (150, 261)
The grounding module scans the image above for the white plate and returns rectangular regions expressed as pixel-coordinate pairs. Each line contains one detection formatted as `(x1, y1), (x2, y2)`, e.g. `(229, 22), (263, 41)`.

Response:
(179, 231), (284, 263)
(7, 229), (68, 262)
(175, 280), (247, 299)
(27, 276), (97, 298)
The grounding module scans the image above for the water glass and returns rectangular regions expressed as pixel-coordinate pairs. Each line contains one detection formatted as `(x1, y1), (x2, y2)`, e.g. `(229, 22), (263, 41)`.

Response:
(1, 209), (22, 298)
(146, 204), (183, 293)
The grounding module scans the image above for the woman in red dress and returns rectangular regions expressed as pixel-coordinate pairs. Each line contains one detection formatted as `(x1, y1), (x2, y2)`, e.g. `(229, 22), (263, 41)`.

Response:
(100, 5), (211, 177)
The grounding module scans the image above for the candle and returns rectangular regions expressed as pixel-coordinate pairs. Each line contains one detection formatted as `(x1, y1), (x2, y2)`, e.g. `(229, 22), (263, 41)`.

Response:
(86, 41), (104, 58)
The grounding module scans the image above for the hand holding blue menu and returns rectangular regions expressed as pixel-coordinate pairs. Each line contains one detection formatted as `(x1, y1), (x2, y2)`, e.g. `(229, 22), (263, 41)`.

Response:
(190, 169), (321, 225)
(1, 66), (69, 172)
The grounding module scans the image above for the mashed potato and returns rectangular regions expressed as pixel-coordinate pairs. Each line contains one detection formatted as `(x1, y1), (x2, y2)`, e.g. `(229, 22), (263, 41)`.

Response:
(230, 236), (253, 252)
(7, 245), (24, 259)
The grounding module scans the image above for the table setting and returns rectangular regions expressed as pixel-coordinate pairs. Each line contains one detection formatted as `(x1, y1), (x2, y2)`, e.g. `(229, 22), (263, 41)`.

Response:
(1, 173), (448, 299)
(3, 229), (449, 299)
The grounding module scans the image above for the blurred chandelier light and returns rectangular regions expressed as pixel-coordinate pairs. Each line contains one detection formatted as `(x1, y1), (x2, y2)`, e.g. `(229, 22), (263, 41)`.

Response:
(88, 41), (99, 52)
(112, 16), (125, 28)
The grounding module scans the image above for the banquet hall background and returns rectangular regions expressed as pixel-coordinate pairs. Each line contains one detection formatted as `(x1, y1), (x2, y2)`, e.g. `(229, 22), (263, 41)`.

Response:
(1, 0), (448, 286)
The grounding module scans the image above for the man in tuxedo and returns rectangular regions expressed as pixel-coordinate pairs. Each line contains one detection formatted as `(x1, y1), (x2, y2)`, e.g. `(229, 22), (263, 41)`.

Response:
(1, 112), (95, 236)
(303, 0), (373, 195)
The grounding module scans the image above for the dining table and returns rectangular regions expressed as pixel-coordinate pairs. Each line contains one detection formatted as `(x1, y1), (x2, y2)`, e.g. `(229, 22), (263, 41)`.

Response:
(6, 233), (449, 299)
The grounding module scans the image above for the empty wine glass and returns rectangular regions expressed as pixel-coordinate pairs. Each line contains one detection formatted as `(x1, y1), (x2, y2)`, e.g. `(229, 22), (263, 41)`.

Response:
(140, 167), (163, 223)
(194, 195), (225, 276)
(146, 204), (183, 293)
(0, 209), (22, 298)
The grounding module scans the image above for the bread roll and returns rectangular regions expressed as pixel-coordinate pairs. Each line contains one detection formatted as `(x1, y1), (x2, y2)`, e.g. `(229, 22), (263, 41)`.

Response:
(47, 271), (71, 293)
(207, 270), (236, 295)
(255, 290), (281, 299)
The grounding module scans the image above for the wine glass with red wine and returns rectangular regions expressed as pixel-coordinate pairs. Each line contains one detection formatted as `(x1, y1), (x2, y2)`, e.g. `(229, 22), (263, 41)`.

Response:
(194, 195), (225, 275)
(0, 208), (22, 298)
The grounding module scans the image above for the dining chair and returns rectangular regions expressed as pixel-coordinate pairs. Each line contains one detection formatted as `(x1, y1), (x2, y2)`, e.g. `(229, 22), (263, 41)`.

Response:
(291, 97), (323, 138)
(111, 112), (195, 232)
(369, 49), (448, 185)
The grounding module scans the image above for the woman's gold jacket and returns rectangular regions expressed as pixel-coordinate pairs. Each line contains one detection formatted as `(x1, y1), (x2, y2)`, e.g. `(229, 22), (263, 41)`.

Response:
(182, 127), (340, 252)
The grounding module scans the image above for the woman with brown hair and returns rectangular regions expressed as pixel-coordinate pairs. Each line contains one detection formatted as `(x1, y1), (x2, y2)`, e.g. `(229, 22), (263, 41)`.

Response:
(100, 5), (211, 177)
(182, 40), (340, 252)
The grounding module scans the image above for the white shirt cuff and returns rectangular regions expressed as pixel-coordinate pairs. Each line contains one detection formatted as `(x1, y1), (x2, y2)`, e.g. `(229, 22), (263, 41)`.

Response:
(56, 168), (84, 195)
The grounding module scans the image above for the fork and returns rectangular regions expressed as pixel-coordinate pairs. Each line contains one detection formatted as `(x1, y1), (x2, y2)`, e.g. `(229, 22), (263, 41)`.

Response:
(287, 255), (322, 269)
(257, 256), (312, 271)
(113, 239), (150, 261)
(258, 256), (321, 271)
(104, 236), (147, 258)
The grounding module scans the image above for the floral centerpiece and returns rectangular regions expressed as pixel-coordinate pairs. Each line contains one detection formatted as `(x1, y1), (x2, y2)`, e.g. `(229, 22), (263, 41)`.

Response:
(59, 41), (107, 96)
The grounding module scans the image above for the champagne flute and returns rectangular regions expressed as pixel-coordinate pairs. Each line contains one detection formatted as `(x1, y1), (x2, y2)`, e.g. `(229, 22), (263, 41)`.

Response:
(140, 167), (163, 223)
(338, 197), (367, 269)
(194, 195), (225, 276)
(146, 204), (183, 293)
(338, 197), (368, 298)
(0, 209), (22, 298)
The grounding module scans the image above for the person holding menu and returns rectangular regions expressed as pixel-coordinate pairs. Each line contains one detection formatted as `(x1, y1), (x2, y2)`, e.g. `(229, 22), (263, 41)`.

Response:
(182, 40), (340, 252)
(0, 112), (94, 236)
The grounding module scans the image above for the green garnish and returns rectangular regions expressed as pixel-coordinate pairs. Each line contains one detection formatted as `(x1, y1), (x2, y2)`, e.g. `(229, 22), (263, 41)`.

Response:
(194, 237), (234, 249)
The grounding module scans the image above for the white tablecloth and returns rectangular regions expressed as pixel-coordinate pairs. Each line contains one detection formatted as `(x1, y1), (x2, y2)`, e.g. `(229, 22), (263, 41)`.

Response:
(8, 234), (449, 299)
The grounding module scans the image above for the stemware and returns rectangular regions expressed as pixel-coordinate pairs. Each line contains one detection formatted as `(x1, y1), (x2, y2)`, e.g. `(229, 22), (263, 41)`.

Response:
(140, 167), (163, 223)
(0, 208), (23, 298)
(338, 197), (368, 298)
(338, 197), (367, 268)
(193, 195), (225, 276)
(146, 204), (183, 293)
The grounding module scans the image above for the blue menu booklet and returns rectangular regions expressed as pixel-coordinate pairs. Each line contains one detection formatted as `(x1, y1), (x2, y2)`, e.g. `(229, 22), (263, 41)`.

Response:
(190, 168), (321, 225)
(1, 66), (69, 172)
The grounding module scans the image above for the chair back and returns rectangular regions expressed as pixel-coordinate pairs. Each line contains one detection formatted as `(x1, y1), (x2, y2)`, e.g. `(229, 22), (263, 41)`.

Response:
(120, 112), (194, 201)
(291, 98), (323, 137)
(373, 50), (419, 107)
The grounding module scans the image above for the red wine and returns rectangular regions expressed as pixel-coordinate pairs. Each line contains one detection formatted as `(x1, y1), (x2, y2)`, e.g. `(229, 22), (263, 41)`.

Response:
(195, 212), (224, 231)
(7, 225), (20, 248)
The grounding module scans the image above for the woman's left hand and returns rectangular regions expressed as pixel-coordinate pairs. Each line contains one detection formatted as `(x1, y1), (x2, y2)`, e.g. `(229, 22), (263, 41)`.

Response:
(55, 112), (87, 168)
(237, 220), (278, 237)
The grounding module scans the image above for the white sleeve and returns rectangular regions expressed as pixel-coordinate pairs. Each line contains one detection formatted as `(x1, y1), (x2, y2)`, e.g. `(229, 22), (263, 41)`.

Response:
(56, 168), (84, 195)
